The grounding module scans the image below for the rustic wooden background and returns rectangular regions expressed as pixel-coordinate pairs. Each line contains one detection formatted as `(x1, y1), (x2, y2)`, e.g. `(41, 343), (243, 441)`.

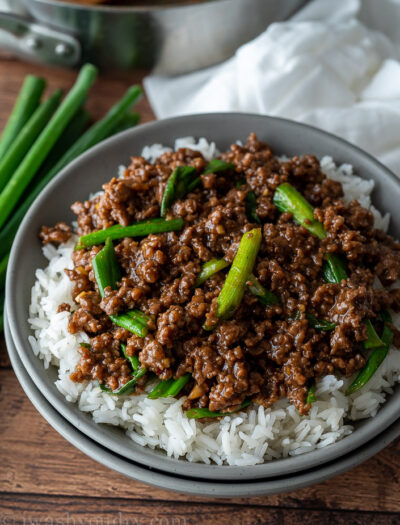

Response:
(0, 57), (400, 525)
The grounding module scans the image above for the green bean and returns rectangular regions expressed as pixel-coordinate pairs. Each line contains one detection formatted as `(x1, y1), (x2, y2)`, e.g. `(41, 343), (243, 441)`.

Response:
(203, 159), (235, 174)
(0, 252), (9, 291)
(195, 258), (230, 287)
(346, 311), (394, 395)
(0, 64), (98, 229)
(160, 166), (196, 217)
(92, 238), (151, 337)
(273, 183), (327, 239)
(245, 191), (261, 224)
(215, 228), (262, 322)
(186, 400), (251, 419)
(323, 254), (348, 284)
(246, 274), (279, 306)
(77, 217), (184, 249)
(322, 256), (383, 348)
(148, 373), (191, 400)
(0, 89), (62, 193)
(273, 184), (384, 349)
(0, 75), (46, 159)
(306, 384), (317, 404)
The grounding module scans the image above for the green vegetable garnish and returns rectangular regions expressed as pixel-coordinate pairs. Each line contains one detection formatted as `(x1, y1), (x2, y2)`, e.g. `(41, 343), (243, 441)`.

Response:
(273, 182), (327, 240)
(92, 238), (151, 337)
(160, 165), (196, 217)
(214, 228), (262, 322)
(346, 311), (394, 395)
(148, 373), (191, 399)
(195, 258), (230, 287)
(77, 217), (184, 249)
(0, 64), (98, 229)
(186, 400), (251, 419)
(0, 75), (46, 160)
(245, 191), (261, 224)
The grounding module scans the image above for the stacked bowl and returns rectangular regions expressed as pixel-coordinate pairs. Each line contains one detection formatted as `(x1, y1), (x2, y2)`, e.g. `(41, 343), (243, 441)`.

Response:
(5, 113), (400, 496)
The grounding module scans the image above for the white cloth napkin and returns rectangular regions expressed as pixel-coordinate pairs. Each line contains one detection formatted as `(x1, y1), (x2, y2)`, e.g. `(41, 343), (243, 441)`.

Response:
(144, 0), (400, 176)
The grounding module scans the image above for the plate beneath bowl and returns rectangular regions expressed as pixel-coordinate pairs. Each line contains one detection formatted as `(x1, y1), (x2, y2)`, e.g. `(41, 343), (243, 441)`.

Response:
(7, 114), (400, 481)
(5, 307), (400, 497)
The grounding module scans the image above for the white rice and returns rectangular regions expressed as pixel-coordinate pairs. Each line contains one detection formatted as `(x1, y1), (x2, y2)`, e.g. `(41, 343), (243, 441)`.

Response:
(28, 137), (400, 466)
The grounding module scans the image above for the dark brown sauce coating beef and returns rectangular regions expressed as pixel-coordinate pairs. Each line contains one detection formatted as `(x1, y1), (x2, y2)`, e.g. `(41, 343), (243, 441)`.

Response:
(42, 133), (400, 414)
(39, 222), (72, 245)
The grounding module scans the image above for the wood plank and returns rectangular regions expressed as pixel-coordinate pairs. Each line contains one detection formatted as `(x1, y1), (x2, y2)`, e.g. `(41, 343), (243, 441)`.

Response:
(0, 59), (154, 128)
(1, 369), (400, 511)
(0, 339), (10, 368)
(0, 493), (399, 525)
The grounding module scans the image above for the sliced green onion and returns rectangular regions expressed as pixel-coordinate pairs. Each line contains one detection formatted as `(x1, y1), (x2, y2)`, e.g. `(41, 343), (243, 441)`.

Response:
(246, 274), (279, 306)
(363, 319), (385, 350)
(215, 228), (262, 321)
(195, 258), (230, 287)
(100, 379), (137, 396)
(306, 384), (317, 404)
(186, 400), (251, 419)
(109, 311), (149, 338)
(101, 343), (147, 396)
(92, 238), (121, 297)
(273, 183), (327, 239)
(203, 159), (235, 174)
(92, 238), (151, 337)
(148, 373), (191, 399)
(245, 191), (261, 224)
(78, 217), (184, 249)
(305, 313), (336, 331)
(160, 166), (196, 217)
(323, 254), (348, 284)
(346, 311), (394, 395)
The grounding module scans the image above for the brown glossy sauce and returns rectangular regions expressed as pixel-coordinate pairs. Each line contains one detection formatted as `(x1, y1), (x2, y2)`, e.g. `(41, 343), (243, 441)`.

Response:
(40, 133), (400, 414)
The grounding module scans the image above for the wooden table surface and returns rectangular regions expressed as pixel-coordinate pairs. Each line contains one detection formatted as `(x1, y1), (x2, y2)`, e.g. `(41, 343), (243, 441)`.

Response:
(0, 57), (400, 525)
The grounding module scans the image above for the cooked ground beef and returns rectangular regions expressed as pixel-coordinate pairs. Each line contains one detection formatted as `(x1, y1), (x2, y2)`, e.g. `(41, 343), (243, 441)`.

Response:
(39, 222), (72, 245)
(40, 133), (400, 414)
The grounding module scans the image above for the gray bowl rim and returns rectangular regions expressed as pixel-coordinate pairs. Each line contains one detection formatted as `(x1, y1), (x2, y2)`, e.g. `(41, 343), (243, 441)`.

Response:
(5, 308), (400, 497)
(6, 112), (400, 481)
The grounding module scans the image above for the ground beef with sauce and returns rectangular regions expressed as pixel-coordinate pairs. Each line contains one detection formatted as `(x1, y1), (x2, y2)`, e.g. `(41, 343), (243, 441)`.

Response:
(39, 133), (400, 415)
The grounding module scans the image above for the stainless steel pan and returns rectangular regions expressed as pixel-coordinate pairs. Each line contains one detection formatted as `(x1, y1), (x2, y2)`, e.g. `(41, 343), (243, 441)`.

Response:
(0, 0), (308, 74)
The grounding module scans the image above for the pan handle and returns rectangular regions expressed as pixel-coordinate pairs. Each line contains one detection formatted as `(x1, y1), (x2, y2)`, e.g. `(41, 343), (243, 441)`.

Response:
(0, 11), (81, 67)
